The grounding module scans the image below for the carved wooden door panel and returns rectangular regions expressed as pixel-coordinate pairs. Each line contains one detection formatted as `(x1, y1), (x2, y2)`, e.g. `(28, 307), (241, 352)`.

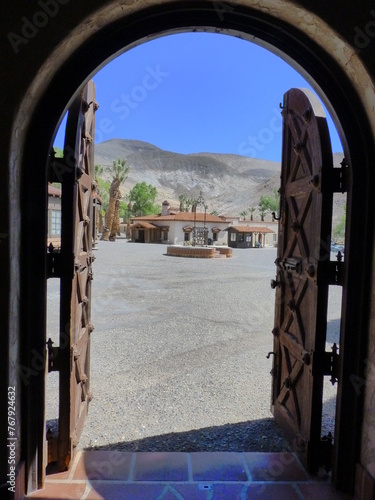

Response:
(57, 81), (98, 470)
(271, 88), (334, 473)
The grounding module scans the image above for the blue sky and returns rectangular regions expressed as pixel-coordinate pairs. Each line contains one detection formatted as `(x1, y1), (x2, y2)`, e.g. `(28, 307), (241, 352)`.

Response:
(54, 32), (342, 162)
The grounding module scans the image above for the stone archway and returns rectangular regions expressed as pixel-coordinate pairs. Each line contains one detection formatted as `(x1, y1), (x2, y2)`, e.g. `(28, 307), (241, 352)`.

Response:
(3, 1), (375, 495)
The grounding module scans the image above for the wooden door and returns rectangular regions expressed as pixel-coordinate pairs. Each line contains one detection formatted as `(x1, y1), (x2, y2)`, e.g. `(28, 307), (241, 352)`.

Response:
(271, 88), (334, 473)
(57, 81), (98, 470)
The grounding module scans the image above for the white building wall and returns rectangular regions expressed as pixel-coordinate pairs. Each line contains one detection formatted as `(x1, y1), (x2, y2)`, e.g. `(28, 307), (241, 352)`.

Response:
(169, 222), (179, 245)
(165, 221), (228, 246)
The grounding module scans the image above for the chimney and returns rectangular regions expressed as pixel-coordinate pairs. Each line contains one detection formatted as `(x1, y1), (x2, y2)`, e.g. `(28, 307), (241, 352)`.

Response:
(161, 200), (170, 216)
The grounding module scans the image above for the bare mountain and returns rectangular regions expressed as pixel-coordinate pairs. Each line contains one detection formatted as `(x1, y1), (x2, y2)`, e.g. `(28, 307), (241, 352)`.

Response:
(94, 139), (345, 221)
(94, 139), (281, 214)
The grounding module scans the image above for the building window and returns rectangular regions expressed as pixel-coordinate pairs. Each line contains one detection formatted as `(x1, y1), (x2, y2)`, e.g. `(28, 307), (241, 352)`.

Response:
(213, 232), (218, 242)
(230, 233), (237, 242)
(246, 234), (251, 243)
(51, 209), (61, 236)
(163, 231), (168, 241)
(273, 234), (277, 242)
(184, 232), (190, 242)
(238, 233), (244, 242)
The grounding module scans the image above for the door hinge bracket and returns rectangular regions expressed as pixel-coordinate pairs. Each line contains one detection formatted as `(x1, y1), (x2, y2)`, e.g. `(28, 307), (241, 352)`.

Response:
(319, 432), (334, 471)
(322, 343), (340, 385)
(47, 248), (62, 278)
(328, 258), (344, 286)
(47, 338), (61, 372)
(330, 158), (349, 193)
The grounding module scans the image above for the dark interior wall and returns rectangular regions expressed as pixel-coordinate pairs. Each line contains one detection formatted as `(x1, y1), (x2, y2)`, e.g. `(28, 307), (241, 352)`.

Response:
(0, 0), (375, 495)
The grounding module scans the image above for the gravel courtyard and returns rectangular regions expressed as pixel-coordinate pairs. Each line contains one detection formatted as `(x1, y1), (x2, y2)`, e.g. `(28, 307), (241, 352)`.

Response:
(46, 240), (341, 453)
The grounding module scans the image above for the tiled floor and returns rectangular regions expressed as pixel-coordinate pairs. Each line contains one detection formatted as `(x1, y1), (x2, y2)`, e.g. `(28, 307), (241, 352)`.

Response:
(27, 451), (352, 499)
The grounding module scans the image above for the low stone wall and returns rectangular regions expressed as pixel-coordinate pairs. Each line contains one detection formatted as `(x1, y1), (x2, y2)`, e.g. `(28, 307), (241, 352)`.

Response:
(218, 247), (233, 257)
(166, 246), (233, 258)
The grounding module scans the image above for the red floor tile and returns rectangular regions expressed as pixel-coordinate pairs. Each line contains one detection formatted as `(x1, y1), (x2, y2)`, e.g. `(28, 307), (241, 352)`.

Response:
(296, 482), (353, 499)
(172, 483), (218, 499)
(133, 452), (189, 481)
(73, 450), (132, 481)
(244, 452), (309, 481)
(26, 451), (349, 500)
(210, 483), (248, 499)
(45, 467), (72, 481)
(27, 482), (89, 499)
(191, 452), (248, 481)
(244, 483), (301, 499)
(87, 482), (166, 499)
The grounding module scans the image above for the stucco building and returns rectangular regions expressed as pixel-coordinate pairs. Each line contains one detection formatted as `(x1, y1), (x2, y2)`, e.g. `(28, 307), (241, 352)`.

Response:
(227, 224), (275, 248)
(129, 200), (229, 245)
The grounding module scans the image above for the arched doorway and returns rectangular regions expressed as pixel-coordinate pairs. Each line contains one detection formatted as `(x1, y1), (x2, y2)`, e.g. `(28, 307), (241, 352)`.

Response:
(13, 2), (375, 494)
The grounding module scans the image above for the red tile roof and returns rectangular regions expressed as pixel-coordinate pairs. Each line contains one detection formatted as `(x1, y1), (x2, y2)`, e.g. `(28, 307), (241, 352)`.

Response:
(130, 221), (158, 229)
(229, 225), (275, 233)
(48, 184), (61, 197)
(131, 212), (227, 223)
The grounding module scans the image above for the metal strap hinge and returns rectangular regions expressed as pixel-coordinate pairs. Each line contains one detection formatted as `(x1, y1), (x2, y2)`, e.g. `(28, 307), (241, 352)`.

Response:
(331, 158), (349, 193)
(328, 258), (344, 286)
(47, 250), (62, 278)
(322, 343), (340, 385)
(47, 338), (61, 372)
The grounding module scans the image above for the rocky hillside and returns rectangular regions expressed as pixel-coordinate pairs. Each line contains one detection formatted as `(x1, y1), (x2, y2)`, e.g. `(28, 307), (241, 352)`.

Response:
(253, 153), (346, 225)
(94, 139), (345, 221)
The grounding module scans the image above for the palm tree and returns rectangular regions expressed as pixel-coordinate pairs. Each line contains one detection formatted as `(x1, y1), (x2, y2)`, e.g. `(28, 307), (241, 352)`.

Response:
(179, 194), (187, 212)
(94, 164), (104, 235)
(240, 210), (248, 220)
(248, 206), (256, 221)
(258, 197), (268, 222)
(109, 196), (122, 241)
(101, 158), (130, 241)
(94, 163), (104, 182)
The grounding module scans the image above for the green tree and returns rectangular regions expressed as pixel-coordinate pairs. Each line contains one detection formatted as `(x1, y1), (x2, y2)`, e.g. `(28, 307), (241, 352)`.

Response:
(179, 194), (188, 212)
(101, 158), (130, 241)
(94, 164), (104, 183)
(259, 189), (280, 221)
(240, 210), (248, 220)
(190, 197), (200, 212)
(97, 178), (110, 212)
(93, 164), (105, 235)
(53, 146), (63, 158)
(50, 147), (63, 189)
(118, 200), (129, 219)
(179, 195), (195, 212)
(332, 205), (346, 243)
(129, 182), (158, 216)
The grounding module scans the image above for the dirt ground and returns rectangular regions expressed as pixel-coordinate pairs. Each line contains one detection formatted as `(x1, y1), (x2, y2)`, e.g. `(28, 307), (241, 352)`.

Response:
(46, 240), (341, 452)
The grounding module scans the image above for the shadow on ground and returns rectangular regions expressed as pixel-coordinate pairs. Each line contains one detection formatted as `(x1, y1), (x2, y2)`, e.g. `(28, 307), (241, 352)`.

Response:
(83, 418), (292, 453)
(326, 318), (341, 345)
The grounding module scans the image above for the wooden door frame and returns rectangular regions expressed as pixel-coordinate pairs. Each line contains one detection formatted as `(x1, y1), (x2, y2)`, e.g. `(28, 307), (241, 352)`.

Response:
(17, 3), (375, 494)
